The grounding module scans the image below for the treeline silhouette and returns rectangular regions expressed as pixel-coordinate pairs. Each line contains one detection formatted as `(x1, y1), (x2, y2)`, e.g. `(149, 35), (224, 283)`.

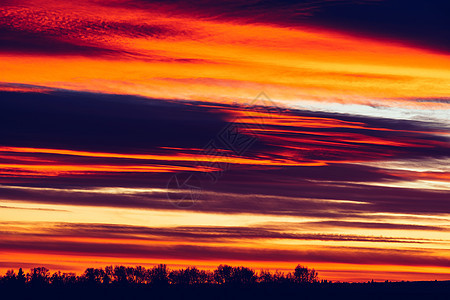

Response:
(0, 264), (319, 286)
(1, 265), (449, 300)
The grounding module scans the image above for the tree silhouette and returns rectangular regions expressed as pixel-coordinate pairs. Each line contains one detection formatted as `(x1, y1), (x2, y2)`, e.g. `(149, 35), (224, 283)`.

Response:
(259, 269), (275, 283)
(29, 267), (50, 286)
(50, 271), (63, 287)
(1, 265), (448, 300)
(0, 263), (322, 287)
(293, 265), (318, 283)
(214, 264), (233, 284)
(83, 268), (105, 285)
(17, 268), (26, 285)
(113, 266), (129, 285)
(231, 266), (256, 285)
(169, 266), (213, 285)
(213, 265), (256, 285)
(104, 266), (113, 285)
(133, 266), (147, 284)
(4, 269), (16, 285)
(149, 264), (169, 285)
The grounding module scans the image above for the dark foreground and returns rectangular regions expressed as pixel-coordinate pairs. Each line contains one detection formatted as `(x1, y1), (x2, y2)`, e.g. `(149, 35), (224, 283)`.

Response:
(1, 281), (450, 300)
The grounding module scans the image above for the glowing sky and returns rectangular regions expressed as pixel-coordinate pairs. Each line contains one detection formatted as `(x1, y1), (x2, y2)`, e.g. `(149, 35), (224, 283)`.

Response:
(0, 0), (449, 282)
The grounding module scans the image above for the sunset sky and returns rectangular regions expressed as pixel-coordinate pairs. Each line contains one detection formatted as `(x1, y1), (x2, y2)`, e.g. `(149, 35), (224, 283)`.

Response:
(0, 0), (449, 282)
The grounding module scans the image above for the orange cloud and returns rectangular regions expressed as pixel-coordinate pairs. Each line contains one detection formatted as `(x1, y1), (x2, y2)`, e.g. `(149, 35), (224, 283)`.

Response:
(0, 0), (449, 109)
